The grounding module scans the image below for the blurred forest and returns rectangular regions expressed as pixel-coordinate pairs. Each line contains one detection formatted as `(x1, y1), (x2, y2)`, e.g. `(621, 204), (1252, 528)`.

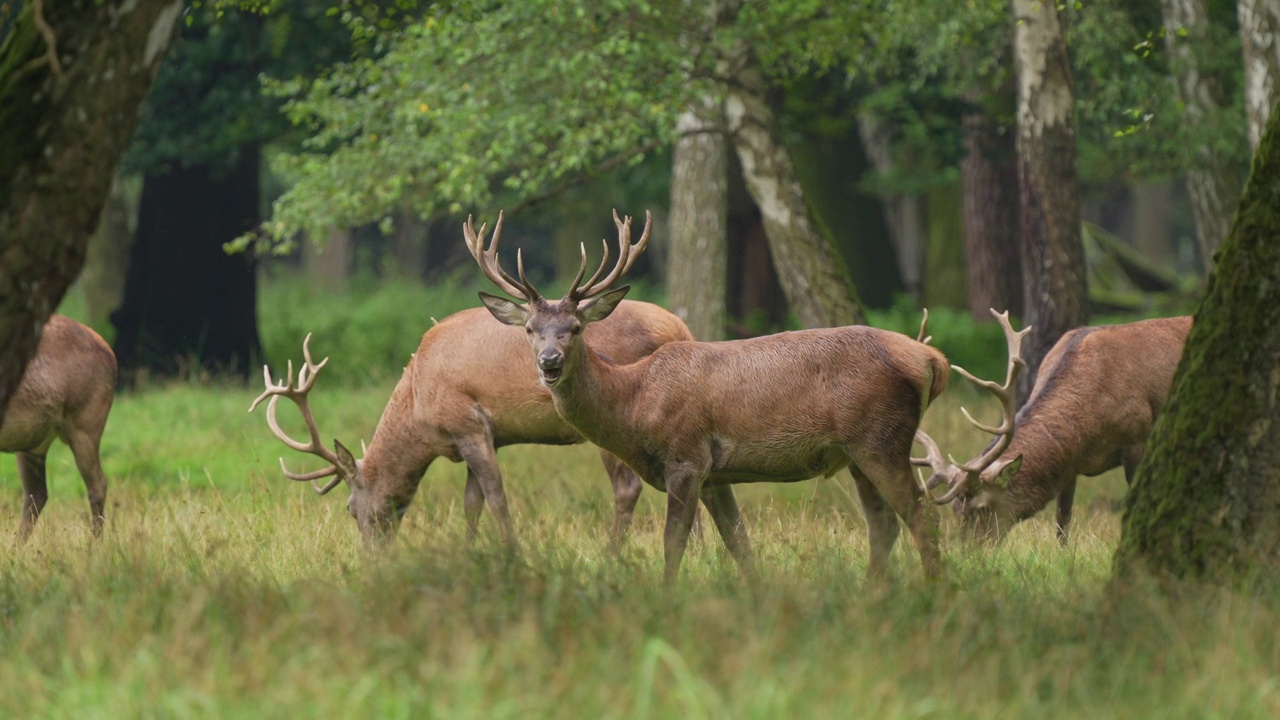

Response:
(10, 0), (1272, 383)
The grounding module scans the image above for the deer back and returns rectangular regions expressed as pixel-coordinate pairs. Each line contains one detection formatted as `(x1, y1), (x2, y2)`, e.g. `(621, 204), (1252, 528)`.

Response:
(0, 316), (117, 452)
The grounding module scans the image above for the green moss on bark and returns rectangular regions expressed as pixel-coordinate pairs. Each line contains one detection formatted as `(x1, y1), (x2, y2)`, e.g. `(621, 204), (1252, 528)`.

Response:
(1114, 97), (1280, 586)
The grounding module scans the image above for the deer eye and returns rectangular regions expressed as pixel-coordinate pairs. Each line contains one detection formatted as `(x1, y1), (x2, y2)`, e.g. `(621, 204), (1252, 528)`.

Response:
(525, 326), (533, 335)
(570, 324), (582, 335)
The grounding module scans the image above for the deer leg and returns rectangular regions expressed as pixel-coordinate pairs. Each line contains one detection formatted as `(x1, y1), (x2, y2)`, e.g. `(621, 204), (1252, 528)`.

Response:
(661, 462), (706, 584)
(698, 483), (755, 579)
(849, 468), (900, 582)
(463, 468), (485, 544)
(1054, 477), (1078, 546)
(598, 450), (642, 549)
(65, 431), (109, 539)
(16, 451), (49, 543)
(857, 452), (943, 581)
(454, 436), (518, 549)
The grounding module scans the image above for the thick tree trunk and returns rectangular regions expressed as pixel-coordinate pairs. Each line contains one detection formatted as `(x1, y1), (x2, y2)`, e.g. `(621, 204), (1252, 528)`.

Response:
(82, 175), (134, 334)
(667, 97), (728, 341)
(0, 0), (181, 421)
(113, 148), (262, 379)
(1113, 99), (1280, 586)
(1238, 0), (1280, 152)
(856, 113), (925, 299)
(922, 182), (968, 310)
(1012, 0), (1089, 401)
(724, 62), (865, 328)
(1160, 0), (1244, 266)
(961, 101), (1023, 319)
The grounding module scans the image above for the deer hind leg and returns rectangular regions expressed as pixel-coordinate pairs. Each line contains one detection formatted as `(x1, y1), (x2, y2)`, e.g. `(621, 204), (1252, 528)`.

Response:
(64, 428), (109, 539)
(849, 467), (900, 583)
(463, 468), (485, 544)
(598, 450), (642, 549)
(454, 432), (518, 550)
(698, 483), (755, 579)
(1054, 476), (1078, 546)
(16, 450), (50, 543)
(853, 450), (943, 581)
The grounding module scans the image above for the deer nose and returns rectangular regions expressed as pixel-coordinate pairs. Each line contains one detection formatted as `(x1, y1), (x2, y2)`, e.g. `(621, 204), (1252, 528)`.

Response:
(538, 350), (563, 369)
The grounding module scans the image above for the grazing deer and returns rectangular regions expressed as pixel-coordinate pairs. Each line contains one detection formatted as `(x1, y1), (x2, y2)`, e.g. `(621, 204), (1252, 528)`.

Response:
(469, 209), (950, 582)
(914, 312), (1190, 544)
(1, 315), (117, 541)
(250, 298), (693, 546)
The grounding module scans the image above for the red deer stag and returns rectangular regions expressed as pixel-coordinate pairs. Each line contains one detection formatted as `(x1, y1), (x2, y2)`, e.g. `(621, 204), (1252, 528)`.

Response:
(250, 275), (692, 546)
(914, 312), (1190, 544)
(1, 315), (116, 541)
(469, 209), (950, 582)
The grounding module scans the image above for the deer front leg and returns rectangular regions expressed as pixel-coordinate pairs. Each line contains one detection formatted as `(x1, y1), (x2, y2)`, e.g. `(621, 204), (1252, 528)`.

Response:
(698, 483), (755, 579)
(661, 462), (706, 583)
(598, 449), (642, 550)
(16, 451), (49, 543)
(454, 435), (518, 550)
(463, 468), (485, 544)
(1054, 476), (1078, 546)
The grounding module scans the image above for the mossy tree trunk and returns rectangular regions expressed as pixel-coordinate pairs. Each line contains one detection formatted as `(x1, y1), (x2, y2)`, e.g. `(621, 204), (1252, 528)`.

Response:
(1113, 99), (1280, 586)
(667, 96), (728, 341)
(1012, 0), (1089, 402)
(0, 0), (181, 422)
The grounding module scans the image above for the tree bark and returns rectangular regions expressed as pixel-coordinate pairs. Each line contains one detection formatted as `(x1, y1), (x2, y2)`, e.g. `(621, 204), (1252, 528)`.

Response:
(112, 149), (262, 379)
(0, 0), (181, 421)
(1012, 0), (1089, 402)
(1238, 0), (1280, 152)
(667, 97), (729, 341)
(1160, 0), (1244, 267)
(922, 182), (968, 310)
(961, 99), (1023, 319)
(856, 113), (925, 299)
(1113, 98), (1280, 586)
(724, 59), (865, 328)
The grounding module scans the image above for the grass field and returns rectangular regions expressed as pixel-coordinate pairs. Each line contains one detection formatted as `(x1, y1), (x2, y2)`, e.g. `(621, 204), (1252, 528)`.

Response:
(0, 380), (1277, 718)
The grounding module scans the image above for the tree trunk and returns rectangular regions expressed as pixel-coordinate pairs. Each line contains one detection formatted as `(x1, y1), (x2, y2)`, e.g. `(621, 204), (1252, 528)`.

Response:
(961, 99), (1023, 319)
(82, 174), (134, 335)
(304, 227), (353, 290)
(922, 182), (969, 310)
(1012, 0), (1089, 402)
(1160, 0), (1244, 267)
(856, 113), (925, 299)
(0, 0), (181, 421)
(667, 97), (729, 341)
(1132, 180), (1177, 269)
(1113, 98), (1280, 586)
(391, 209), (428, 280)
(113, 148), (262, 379)
(724, 61), (865, 328)
(1238, 0), (1280, 152)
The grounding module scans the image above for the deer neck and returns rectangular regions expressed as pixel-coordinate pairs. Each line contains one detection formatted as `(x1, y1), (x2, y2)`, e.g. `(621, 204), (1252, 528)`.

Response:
(549, 342), (640, 448)
(999, 414), (1080, 521)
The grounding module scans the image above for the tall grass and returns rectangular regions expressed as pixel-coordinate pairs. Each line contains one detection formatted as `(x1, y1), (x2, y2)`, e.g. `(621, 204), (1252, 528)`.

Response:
(1, 382), (1276, 718)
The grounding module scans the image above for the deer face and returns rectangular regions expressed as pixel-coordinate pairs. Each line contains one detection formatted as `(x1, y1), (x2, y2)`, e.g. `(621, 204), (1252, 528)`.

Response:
(952, 456), (1022, 544)
(332, 440), (410, 544)
(480, 289), (630, 389)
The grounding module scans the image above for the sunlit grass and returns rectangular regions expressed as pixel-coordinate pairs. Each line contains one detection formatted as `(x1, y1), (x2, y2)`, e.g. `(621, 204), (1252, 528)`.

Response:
(0, 383), (1275, 717)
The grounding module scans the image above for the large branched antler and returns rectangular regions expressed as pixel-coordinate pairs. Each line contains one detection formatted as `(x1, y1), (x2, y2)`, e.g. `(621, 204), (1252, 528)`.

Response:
(248, 333), (346, 495)
(913, 309), (1031, 504)
(463, 211), (541, 302)
(566, 209), (652, 301)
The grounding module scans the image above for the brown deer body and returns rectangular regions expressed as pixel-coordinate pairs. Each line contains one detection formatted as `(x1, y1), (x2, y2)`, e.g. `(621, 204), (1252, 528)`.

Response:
(470, 210), (950, 582)
(253, 301), (692, 546)
(916, 314), (1190, 544)
(0, 315), (116, 540)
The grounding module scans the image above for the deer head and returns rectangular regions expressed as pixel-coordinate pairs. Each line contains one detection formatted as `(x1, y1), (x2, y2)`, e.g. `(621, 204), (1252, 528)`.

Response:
(249, 335), (407, 543)
(467, 209), (650, 388)
(914, 310), (1031, 543)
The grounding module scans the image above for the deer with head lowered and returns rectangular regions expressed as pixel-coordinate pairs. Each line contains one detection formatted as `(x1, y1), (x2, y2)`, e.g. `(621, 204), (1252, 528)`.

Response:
(470, 209), (951, 582)
(1, 315), (116, 541)
(914, 311), (1191, 544)
(250, 244), (693, 547)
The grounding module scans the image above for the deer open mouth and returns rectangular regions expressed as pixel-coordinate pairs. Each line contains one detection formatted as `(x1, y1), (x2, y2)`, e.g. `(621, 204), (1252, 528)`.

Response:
(541, 367), (563, 386)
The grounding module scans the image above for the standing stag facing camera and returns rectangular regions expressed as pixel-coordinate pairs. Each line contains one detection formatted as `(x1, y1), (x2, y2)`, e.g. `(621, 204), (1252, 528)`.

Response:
(469, 209), (951, 583)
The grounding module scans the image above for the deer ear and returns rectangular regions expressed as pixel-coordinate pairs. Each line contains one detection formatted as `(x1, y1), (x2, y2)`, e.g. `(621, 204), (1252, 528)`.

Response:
(334, 439), (362, 489)
(579, 286), (630, 323)
(478, 291), (528, 326)
(987, 454), (1023, 488)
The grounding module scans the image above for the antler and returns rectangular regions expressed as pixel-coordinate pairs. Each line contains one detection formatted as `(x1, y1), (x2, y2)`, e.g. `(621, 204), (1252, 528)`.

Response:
(912, 309), (1031, 504)
(463, 211), (541, 302)
(567, 209), (652, 301)
(248, 333), (346, 495)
